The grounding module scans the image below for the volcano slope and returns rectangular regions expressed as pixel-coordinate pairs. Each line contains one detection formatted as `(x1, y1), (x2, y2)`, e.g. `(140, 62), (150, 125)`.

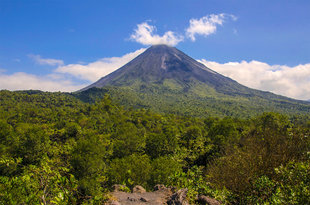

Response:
(75, 45), (310, 118)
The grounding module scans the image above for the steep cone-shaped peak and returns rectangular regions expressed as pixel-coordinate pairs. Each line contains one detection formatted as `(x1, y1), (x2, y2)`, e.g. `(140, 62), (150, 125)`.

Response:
(80, 45), (231, 91)
(147, 44), (173, 50)
(145, 44), (181, 55)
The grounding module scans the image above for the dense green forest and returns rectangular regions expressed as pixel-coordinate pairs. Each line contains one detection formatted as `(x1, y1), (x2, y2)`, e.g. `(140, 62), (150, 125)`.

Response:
(74, 85), (310, 118)
(0, 90), (309, 204)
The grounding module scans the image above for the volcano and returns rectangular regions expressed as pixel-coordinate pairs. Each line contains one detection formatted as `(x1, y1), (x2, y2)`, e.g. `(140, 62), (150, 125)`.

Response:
(77, 45), (310, 117)
(81, 45), (249, 93)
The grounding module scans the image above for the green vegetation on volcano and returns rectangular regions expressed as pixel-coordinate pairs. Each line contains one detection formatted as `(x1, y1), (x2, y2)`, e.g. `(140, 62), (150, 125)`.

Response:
(77, 45), (310, 118)
(74, 80), (310, 118)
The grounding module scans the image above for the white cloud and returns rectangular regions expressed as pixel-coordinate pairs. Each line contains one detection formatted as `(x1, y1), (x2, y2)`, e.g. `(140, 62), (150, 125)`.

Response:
(28, 54), (64, 66)
(130, 22), (184, 46)
(0, 49), (146, 92)
(56, 48), (146, 81)
(0, 72), (85, 92)
(186, 14), (236, 41)
(198, 59), (310, 100)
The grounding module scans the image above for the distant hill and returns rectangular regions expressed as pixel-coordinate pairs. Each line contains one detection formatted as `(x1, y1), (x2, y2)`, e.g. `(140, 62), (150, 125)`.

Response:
(76, 45), (310, 117)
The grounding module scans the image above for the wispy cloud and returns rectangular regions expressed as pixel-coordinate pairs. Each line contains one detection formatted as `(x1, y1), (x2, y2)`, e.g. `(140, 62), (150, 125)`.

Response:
(56, 48), (146, 81)
(28, 54), (64, 66)
(0, 71), (85, 92)
(186, 14), (237, 41)
(199, 59), (310, 100)
(130, 22), (184, 46)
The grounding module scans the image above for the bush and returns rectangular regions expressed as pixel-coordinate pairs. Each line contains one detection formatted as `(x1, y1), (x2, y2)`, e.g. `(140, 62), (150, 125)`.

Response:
(208, 113), (308, 196)
(149, 156), (182, 186)
(168, 166), (232, 204)
(70, 133), (111, 196)
(274, 161), (310, 204)
(107, 154), (151, 189)
(145, 126), (179, 159)
(244, 160), (310, 204)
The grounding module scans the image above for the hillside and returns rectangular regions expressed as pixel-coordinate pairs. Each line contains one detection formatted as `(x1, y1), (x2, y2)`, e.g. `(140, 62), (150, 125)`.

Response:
(76, 45), (310, 118)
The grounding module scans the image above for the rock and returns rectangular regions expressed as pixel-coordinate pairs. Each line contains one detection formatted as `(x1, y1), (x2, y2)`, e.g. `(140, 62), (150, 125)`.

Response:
(105, 199), (121, 205)
(197, 195), (221, 205)
(154, 184), (167, 191)
(112, 184), (127, 192)
(127, 196), (137, 201)
(169, 186), (177, 193)
(132, 185), (146, 193)
(109, 201), (121, 205)
(111, 185), (171, 204)
(167, 188), (189, 205)
(140, 197), (148, 202)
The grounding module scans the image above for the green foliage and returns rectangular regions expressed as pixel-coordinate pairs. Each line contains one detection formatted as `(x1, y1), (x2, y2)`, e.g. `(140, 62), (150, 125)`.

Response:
(0, 157), (78, 204)
(246, 175), (278, 204)
(246, 161), (310, 204)
(0, 120), (16, 158)
(178, 125), (212, 167)
(168, 166), (232, 204)
(71, 133), (111, 196)
(149, 156), (182, 186)
(274, 161), (310, 204)
(208, 112), (310, 202)
(64, 122), (81, 139)
(145, 126), (179, 159)
(15, 123), (51, 165)
(111, 122), (145, 158)
(74, 82), (310, 118)
(107, 154), (151, 189)
(0, 90), (309, 204)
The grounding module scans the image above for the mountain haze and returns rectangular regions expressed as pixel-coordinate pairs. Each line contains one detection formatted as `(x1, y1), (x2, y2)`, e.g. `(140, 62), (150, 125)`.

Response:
(77, 45), (310, 117)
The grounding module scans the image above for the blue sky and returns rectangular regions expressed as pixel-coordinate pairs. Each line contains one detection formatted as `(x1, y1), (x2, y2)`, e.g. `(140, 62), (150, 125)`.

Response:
(1, 0), (310, 100)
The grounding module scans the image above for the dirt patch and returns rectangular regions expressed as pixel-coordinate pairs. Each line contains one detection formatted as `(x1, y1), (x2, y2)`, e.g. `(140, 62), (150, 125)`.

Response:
(106, 185), (221, 205)
(106, 185), (176, 205)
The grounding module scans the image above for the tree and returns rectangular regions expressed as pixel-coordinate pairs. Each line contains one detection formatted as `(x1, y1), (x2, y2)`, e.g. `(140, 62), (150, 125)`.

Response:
(145, 125), (179, 159)
(70, 132), (112, 196)
(0, 157), (78, 205)
(149, 156), (182, 186)
(108, 154), (151, 189)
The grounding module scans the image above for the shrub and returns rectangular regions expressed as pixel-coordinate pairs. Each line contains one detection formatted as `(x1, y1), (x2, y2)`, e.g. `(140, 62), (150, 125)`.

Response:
(149, 156), (182, 186)
(208, 113), (309, 196)
(107, 154), (151, 189)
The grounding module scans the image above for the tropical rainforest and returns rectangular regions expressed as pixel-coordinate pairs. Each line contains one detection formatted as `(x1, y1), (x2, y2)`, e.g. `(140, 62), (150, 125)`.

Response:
(0, 90), (309, 204)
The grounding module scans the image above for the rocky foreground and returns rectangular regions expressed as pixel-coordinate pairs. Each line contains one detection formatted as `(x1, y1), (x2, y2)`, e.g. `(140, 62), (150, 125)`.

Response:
(105, 185), (220, 205)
